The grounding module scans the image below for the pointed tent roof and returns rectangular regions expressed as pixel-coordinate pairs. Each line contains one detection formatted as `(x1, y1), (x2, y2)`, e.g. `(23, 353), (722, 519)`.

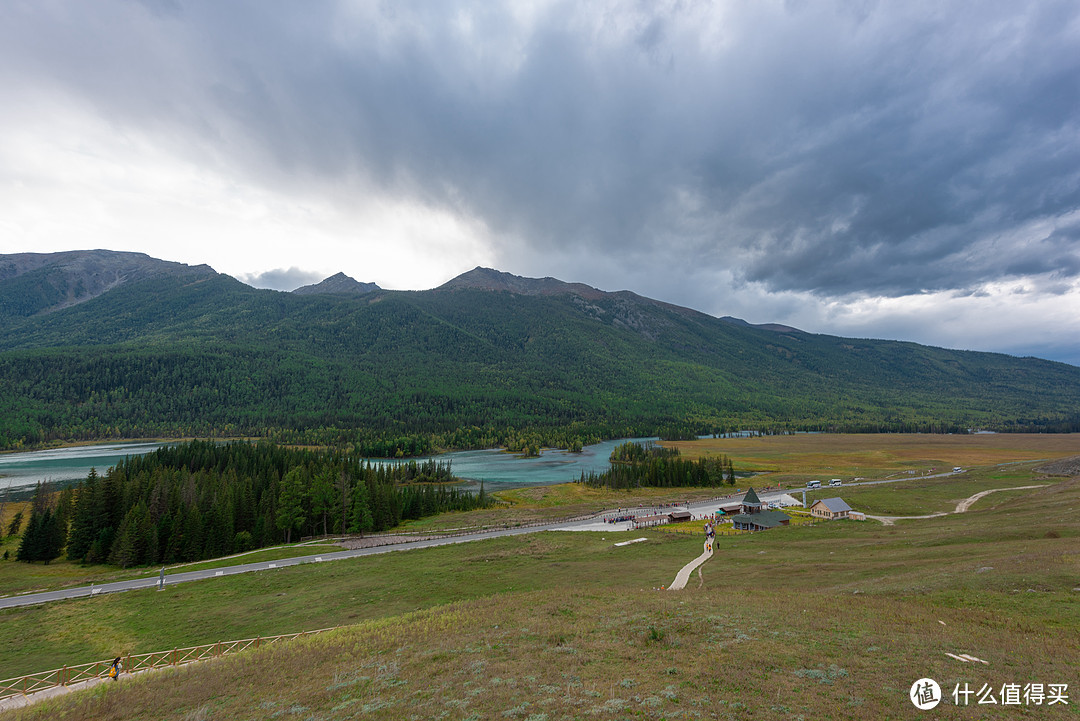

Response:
(742, 487), (761, 506)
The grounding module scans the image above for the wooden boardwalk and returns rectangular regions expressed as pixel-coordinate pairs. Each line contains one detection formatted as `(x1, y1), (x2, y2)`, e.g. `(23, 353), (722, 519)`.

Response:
(668, 540), (713, 590)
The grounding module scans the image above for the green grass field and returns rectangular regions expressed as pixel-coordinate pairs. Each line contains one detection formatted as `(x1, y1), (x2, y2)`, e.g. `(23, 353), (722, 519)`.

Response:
(0, 544), (345, 598)
(1, 469), (1077, 717)
(821, 464), (1046, 517)
(1, 436), (1078, 719)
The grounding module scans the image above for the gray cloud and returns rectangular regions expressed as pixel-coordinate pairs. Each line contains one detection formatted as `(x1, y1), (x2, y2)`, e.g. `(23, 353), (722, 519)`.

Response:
(2, 1), (1079, 322)
(235, 268), (324, 292)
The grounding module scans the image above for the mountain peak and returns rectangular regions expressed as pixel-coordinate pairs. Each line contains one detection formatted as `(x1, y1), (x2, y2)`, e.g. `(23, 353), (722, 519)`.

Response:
(719, 316), (805, 334)
(438, 267), (607, 299)
(292, 273), (380, 296)
(0, 249), (217, 317)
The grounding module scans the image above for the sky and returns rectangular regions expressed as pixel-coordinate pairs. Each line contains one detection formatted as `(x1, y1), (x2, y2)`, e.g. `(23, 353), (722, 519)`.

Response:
(1, 1), (1079, 365)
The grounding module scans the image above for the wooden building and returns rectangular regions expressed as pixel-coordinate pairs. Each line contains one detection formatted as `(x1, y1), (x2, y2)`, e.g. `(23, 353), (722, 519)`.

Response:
(809, 497), (852, 520)
(729, 487), (790, 531)
(731, 510), (791, 531)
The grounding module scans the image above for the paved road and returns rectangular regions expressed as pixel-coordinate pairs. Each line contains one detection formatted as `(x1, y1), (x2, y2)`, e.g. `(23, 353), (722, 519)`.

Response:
(0, 469), (969, 610)
(0, 521), (581, 610)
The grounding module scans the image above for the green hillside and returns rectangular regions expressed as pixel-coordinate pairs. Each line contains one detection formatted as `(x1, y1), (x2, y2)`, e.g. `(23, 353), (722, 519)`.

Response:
(0, 255), (1078, 452)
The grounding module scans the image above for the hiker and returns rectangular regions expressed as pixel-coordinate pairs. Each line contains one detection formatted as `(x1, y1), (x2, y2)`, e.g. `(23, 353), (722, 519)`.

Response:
(108, 656), (122, 681)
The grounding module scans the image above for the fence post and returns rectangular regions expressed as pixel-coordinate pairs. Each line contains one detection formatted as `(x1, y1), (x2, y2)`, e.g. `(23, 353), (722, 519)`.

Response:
(61, 665), (67, 687)
(172, 648), (177, 666)
(255, 635), (260, 649)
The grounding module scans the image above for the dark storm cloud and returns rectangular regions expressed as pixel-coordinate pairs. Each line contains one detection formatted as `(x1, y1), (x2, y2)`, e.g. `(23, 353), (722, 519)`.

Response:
(3, 0), (1079, 298)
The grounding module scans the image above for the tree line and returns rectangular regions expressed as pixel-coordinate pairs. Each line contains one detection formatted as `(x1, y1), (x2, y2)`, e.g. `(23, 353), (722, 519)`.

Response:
(16, 440), (492, 568)
(577, 442), (737, 490)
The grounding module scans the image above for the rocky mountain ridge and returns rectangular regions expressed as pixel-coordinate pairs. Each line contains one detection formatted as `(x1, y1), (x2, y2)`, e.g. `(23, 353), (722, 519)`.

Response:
(0, 250), (215, 317)
(292, 272), (380, 296)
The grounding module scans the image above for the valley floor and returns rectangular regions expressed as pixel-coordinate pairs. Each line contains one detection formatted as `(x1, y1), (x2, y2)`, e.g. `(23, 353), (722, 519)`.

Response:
(1, 441), (1078, 718)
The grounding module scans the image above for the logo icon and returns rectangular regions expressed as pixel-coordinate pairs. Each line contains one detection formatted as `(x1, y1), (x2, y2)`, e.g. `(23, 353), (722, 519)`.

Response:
(910, 678), (942, 710)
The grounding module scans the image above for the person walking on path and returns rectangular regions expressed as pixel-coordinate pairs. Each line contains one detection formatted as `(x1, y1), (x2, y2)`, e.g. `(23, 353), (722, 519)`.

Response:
(108, 657), (122, 681)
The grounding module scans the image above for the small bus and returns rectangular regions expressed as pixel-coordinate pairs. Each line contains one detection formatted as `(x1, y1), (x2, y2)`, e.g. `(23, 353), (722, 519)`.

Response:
(806, 480), (821, 489)
(829, 479), (842, 487)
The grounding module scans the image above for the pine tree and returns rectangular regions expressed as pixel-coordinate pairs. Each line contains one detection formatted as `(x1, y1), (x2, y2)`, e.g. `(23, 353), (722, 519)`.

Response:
(275, 467), (306, 543)
(347, 478), (374, 536)
(16, 509), (64, 564)
(310, 470), (336, 537)
(16, 512), (42, 562)
(5, 511), (22, 538)
(109, 505), (141, 568)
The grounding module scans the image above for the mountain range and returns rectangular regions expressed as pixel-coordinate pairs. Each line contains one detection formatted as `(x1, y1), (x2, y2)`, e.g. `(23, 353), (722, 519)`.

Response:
(0, 249), (1077, 453)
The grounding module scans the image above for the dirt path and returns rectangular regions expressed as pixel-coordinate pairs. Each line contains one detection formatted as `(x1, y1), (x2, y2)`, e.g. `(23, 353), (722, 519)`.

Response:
(866, 485), (1047, 525)
(0, 669), (152, 711)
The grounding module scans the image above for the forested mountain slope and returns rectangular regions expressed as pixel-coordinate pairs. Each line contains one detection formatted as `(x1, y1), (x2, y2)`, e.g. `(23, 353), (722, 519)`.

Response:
(1, 252), (1077, 453)
(0, 249), (214, 318)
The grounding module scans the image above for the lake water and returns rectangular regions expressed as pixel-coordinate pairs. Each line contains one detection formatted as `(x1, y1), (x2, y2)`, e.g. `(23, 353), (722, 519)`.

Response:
(0, 442), (167, 495)
(399, 438), (655, 493)
(0, 438), (653, 496)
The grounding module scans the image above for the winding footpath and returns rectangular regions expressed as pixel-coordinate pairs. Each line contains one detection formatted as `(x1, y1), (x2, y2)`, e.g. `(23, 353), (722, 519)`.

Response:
(667, 540), (713, 591)
(865, 485), (1047, 525)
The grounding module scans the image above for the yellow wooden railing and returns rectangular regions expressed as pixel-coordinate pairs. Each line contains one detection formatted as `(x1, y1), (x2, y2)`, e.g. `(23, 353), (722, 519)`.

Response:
(0, 626), (340, 702)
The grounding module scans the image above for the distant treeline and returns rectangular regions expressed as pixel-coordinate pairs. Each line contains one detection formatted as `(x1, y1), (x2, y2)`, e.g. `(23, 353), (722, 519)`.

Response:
(577, 442), (736, 490)
(16, 440), (492, 568)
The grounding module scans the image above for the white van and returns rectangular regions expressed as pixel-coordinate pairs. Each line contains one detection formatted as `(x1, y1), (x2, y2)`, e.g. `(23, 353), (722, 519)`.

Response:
(829, 479), (842, 487)
(807, 480), (821, 489)
(953, 467), (962, 472)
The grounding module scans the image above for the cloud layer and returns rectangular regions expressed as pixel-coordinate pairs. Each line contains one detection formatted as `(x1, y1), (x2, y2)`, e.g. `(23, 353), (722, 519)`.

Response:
(1, 1), (1078, 362)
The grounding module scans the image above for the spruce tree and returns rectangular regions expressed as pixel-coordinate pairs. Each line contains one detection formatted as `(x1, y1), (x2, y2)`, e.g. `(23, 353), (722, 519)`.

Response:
(40, 508), (65, 563)
(275, 467), (306, 543)
(310, 470), (336, 537)
(347, 479), (374, 536)
(16, 512), (42, 562)
(5, 511), (22, 538)
(67, 468), (99, 561)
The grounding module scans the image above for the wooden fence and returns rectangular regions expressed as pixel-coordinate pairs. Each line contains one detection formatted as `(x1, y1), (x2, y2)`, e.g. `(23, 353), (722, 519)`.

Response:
(0, 626), (339, 703)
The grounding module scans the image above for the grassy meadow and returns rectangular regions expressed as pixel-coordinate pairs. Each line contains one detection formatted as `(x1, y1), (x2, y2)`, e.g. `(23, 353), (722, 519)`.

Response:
(0, 435), (1078, 718)
(668, 432), (1080, 485)
(0, 543), (346, 599)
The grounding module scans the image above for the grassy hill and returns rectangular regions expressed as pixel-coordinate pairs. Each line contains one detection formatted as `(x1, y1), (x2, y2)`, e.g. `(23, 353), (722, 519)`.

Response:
(1, 253), (1079, 452)
(1, 460), (1076, 719)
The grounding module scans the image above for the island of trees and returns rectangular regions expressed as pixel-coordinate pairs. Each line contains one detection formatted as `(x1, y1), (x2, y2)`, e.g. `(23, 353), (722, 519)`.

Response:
(577, 442), (736, 490)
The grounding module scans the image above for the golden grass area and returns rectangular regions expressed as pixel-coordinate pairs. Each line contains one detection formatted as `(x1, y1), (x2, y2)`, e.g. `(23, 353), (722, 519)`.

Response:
(0, 502), (28, 536)
(497, 483), (625, 509)
(668, 433), (1080, 482)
